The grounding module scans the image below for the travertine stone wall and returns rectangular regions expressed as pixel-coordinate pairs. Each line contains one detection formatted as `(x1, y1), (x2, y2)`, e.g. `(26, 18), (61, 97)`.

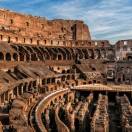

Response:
(0, 9), (91, 41)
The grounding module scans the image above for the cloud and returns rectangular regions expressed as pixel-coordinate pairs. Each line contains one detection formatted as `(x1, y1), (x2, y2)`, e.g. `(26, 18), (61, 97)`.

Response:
(49, 0), (132, 43)
(0, 0), (132, 43)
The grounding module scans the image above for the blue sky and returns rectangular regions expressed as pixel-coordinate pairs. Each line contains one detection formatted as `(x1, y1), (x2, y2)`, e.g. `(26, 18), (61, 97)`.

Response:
(0, 0), (132, 43)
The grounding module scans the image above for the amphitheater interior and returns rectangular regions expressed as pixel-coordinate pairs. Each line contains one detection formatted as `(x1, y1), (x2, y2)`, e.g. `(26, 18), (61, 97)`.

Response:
(0, 9), (131, 132)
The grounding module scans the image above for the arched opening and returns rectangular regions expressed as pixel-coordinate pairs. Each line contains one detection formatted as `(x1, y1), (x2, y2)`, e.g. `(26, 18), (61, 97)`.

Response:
(58, 54), (62, 60)
(58, 48), (67, 60)
(93, 80), (96, 83)
(62, 70), (66, 74)
(6, 53), (11, 61)
(128, 56), (132, 61)
(0, 52), (4, 61)
(26, 54), (30, 61)
(118, 78), (121, 83)
(44, 40), (47, 44)
(13, 53), (18, 61)
(82, 49), (89, 59)
(77, 49), (83, 59)
(67, 75), (70, 80)
(51, 40), (53, 44)
(62, 75), (66, 81)
(37, 40), (40, 45)
(8, 36), (11, 43)
(72, 75), (75, 79)
(10, 19), (14, 24)
(67, 69), (70, 73)
(19, 53), (25, 61)
(101, 49), (106, 59)
(0, 35), (3, 40)
(26, 22), (29, 27)
(15, 37), (18, 42)
(94, 49), (101, 59)
(107, 49), (114, 60)
(31, 53), (38, 61)
(97, 81), (100, 84)
(30, 38), (33, 44)
(23, 38), (26, 43)
(88, 49), (94, 59)
(89, 81), (92, 84)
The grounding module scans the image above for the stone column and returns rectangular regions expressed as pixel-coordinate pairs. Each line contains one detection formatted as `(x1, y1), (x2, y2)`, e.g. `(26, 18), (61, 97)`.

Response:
(5, 91), (9, 102)
(16, 86), (19, 96)
(26, 84), (29, 92)
(21, 85), (24, 95)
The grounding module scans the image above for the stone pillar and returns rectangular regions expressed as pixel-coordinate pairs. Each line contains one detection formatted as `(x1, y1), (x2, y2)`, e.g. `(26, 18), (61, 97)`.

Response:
(5, 91), (9, 102)
(21, 85), (24, 95)
(1, 94), (5, 104)
(16, 87), (19, 96)
(26, 84), (29, 92)
(0, 95), (1, 105)
(31, 83), (34, 93)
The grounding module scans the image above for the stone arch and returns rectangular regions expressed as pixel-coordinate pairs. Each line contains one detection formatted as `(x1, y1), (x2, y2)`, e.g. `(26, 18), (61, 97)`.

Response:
(28, 81), (33, 91)
(8, 36), (11, 43)
(72, 75), (75, 79)
(31, 53), (38, 61)
(42, 48), (51, 60)
(6, 53), (11, 61)
(64, 48), (72, 60)
(13, 53), (19, 61)
(46, 48), (57, 60)
(0, 35), (3, 40)
(128, 56), (132, 61)
(88, 49), (94, 59)
(62, 75), (66, 81)
(18, 46), (28, 61)
(94, 49), (101, 59)
(76, 49), (84, 59)
(107, 49), (115, 60)
(23, 82), (28, 92)
(24, 46), (39, 61)
(19, 53), (25, 61)
(88, 81), (92, 84)
(101, 49), (106, 59)
(0, 52), (4, 61)
(11, 45), (19, 51)
(58, 48), (67, 60)
(54, 98), (57, 103)
(82, 49), (89, 59)
(32, 47), (44, 61)
(57, 54), (63, 60)
(67, 75), (70, 80)
(62, 70), (66, 74)
(25, 46), (34, 54)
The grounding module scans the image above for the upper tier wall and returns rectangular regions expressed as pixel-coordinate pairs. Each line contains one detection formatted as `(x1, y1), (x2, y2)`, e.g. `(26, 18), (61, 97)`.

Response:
(0, 9), (91, 41)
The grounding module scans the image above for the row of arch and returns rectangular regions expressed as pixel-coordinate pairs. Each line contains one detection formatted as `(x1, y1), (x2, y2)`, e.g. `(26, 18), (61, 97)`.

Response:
(0, 80), (37, 103)
(0, 52), (18, 61)
(0, 44), (115, 62)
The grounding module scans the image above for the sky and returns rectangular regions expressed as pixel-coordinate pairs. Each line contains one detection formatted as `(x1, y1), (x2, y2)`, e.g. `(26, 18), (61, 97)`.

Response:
(0, 0), (132, 43)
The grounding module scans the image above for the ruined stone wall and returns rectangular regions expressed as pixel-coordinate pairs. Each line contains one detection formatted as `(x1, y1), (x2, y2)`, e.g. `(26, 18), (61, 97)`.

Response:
(0, 9), (91, 42)
(116, 40), (132, 60)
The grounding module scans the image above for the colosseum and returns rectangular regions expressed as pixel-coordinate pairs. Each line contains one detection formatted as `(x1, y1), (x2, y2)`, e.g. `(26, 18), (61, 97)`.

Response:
(0, 8), (131, 132)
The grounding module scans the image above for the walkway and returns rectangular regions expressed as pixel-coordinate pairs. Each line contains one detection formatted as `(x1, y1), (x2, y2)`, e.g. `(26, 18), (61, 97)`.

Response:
(71, 84), (132, 92)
